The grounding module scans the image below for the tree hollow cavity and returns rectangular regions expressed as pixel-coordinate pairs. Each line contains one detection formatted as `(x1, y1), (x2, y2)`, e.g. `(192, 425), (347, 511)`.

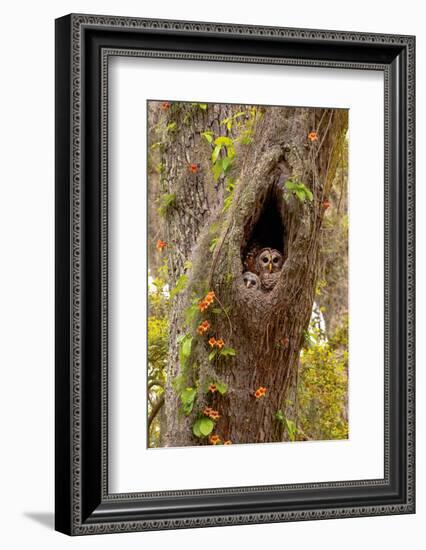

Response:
(241, 184), (286, 270)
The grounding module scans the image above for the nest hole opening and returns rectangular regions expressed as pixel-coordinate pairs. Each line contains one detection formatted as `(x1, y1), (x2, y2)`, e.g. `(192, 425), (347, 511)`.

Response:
(241, 186), (286, 270)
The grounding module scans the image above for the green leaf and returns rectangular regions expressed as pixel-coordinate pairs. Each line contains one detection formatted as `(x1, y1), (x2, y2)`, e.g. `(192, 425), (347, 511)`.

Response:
(199, 417), (214, 436)
(212, 159), (223, 182)
(221, 112), (245, 129)
(184, 304), (199, 325)
(208, 349), (217, 361)
(181, 336), (193, 358)
(285, 418), (297, 441)
(161, 193), (176, 205)
(158, 193), (176, 216)
(225, 177), (235, 190)
(166, 121), (177, 132)
(181, 387), (196, 404)
(223, 195), (233, 212)
(169, 274), (188, 299)
(209, 238), (219, 252)
(182, 401), (194, 415)
(214, 136), (233, 147)
(201, 131), (214, 144)
(275, 409), (284, 423)
(284, 180), (297, 191)
(216, 382), (228, 395)
(192, 419), (202, 437)
(227, 145), (236, 160)
(211, 144), (222, 163)
(222, 157), (232, 173)
(198, 103), (208, 110)
(180, 387), (197, 415)
(284, 180), (313, 203)
(220, 347), (236, 357)
(304, 188), (313, 201)
(178, 334), (193, 369)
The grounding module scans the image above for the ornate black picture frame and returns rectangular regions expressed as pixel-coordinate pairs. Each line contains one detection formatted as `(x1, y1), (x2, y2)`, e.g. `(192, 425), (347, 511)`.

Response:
(55, 14), (415, 535)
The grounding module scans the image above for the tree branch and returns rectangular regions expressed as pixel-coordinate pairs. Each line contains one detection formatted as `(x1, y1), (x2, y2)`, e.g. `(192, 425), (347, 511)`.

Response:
(148, 379), (165, 390)
(148, 395), (165, 430)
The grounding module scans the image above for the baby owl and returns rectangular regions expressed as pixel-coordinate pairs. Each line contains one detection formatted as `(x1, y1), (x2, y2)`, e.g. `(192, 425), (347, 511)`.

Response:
(242, 271), (260, 290)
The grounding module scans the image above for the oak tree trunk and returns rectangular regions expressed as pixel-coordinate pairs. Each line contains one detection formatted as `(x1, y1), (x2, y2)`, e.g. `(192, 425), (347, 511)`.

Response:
(158, 102), (348, 446)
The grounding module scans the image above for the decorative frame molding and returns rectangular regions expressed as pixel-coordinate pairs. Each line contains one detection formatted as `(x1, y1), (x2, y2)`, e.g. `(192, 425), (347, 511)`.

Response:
(55, 14), (415, 535)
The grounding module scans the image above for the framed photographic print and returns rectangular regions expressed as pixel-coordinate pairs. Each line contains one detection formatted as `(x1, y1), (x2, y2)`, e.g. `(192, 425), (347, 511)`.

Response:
(55, 14), (415, 535)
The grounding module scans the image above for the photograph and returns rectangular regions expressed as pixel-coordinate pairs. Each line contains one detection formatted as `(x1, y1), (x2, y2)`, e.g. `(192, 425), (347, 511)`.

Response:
(147, 100), (349, 448)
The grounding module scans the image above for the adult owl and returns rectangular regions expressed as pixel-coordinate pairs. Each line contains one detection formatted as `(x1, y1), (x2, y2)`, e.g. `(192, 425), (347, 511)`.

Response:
(242, 271), (260, 290)
(256, 248), (283, 291)
(255, 248), (283, 274)
(260, 272), (281, 291)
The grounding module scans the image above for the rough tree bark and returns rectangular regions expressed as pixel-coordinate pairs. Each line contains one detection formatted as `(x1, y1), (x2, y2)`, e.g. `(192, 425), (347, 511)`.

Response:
(156, 102), (348, 446)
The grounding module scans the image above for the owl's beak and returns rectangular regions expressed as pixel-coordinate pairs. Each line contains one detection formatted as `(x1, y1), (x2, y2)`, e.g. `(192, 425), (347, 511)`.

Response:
(269, 262), (272, 272)
(245, 280), (251, 288)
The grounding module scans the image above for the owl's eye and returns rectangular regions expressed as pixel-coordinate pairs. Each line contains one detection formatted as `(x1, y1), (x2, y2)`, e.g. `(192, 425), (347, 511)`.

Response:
(262, 257), (269, 263)
(273, 257), (279, 263)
